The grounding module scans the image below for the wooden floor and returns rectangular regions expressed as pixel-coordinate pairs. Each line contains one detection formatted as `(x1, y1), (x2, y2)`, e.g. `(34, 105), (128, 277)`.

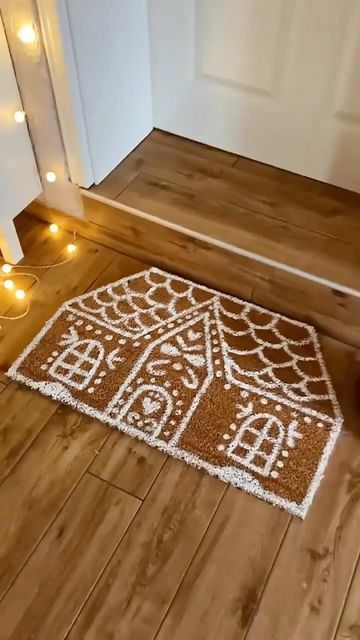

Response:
(0, 213), (360, 639)
(90, 129), (360, 295)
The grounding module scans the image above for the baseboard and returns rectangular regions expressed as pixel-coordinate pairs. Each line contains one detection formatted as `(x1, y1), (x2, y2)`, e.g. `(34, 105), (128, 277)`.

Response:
(25, 196), (360, 348)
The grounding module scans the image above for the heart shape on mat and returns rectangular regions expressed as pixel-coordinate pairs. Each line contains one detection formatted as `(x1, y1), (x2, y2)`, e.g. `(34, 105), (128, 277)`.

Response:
(142, 396), (161, 415)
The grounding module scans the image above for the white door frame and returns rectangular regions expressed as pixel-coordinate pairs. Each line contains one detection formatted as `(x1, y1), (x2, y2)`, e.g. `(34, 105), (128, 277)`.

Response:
(37, 0), (94, 188)
(38, 0), (153, 189)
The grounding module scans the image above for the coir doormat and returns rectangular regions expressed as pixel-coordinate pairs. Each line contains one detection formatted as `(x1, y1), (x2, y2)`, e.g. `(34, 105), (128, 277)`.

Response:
(7, 268), (343, 517)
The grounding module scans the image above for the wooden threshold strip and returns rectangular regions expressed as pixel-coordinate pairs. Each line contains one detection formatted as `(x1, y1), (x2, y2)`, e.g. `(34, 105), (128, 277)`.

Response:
(25, 198), (360, 349)
(85, 189), (360, 298)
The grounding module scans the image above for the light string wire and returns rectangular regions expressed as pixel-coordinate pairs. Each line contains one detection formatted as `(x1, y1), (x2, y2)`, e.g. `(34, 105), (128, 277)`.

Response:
(0, 230), (78, 322)
(2, 20), (78, 323)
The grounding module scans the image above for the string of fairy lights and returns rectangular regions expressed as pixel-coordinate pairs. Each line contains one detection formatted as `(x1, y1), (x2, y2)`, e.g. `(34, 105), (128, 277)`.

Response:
(15, 22), (59, 185)
(0, 21), (79, 324)
(0, 223), (78, 322)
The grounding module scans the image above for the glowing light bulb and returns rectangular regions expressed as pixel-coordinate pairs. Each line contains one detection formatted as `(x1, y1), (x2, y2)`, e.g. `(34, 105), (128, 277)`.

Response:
(1, 264), (12, 274)
(15, 289), (26, 300)
(66, 243), (77, 254)
(17, 24), (36, 44)
(3, 279), (14, 290)
(49, 223), (59, 233)
(45, 171), (57, 183)
(14, 110), (26, 123)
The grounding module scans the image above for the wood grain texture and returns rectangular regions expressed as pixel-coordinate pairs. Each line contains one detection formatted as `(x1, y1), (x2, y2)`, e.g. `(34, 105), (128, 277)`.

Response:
(245, 432), (360, 640)
(0, 213), (359, 640)
(91, 129), (237, 199)
(0, 474), (139, 640)
(0, 218), (74, 372)
(101, 134), (360, 243)
(0, 233), (140, 485)
(0, 236), (115, 371)
(0, 382), (57, 482)
(244, 341), (360, 640)
(27, 201), (360, 347)
(89, 133), (360, 288)
(26, 203), (255, 302)
(118, 171), (359, 292)
(90, 431), (166, 499)
(336, 556), (360, 639)
(151, 129), (238, 165)
(67, 459), (226, 640)
(156, 487), (289, 640)
(0, 407), (108, 599)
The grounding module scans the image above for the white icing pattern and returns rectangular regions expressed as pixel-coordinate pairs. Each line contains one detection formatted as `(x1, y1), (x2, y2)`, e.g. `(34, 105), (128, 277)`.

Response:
(6, 267), (343, 519)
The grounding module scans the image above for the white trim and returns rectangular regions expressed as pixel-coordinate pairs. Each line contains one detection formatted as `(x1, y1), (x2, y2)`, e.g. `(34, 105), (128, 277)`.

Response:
(82, 189), (360, 299)
(38, 0), (94, 187)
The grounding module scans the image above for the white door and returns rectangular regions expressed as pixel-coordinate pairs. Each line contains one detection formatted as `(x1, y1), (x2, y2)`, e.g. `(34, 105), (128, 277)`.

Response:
(0, 17), (41, 262)
(149, 0), (360, 193)
(41, 0), (153, 187)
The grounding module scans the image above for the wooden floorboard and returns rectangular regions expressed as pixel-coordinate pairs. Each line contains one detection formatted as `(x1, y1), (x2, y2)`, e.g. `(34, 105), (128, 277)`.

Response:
(336, 555), (360, 639)
(67, 459), (226, 640)
(0, 474), (139, 640)
(2, 183), (360, 639)
(117, 172), (359, 292)
(0, 382), (58, 483)
(155, 486), (289, 640)
(89, 130), (360, 293)
(27, 200), (360, 348)
(90, 430), (167, 499)
(0, 407), (109, 600)
(0, 232), (116, 372)
(244, 340), (360, 640)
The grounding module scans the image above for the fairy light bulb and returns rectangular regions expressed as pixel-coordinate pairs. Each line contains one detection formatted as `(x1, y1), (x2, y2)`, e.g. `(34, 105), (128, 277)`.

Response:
(49, 223), (59, 233)
(1, 264), (12, 274)
(3, 279), (14, 290)
(14, 110), (26, 123)
(15, 289), (26, 300)
(66, 243), (77, 254)
(45, 171), (57, 183)
(17, 24), (36, 44)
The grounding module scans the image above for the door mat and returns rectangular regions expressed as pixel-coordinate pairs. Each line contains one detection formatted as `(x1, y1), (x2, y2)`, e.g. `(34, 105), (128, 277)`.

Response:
(7, 268), (343, 517)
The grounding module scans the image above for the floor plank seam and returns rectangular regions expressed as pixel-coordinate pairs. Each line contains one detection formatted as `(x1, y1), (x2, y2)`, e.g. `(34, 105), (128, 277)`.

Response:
(332, 553), (360, 640)
(141, 455), (169, 501)
(0, 402), (59, 488)
(62, 495), (142, 639)
(116, 163), (357, 245)
(86, 470), (143, 502)
(152, 484), (228, 640)
(242, 515), (293, 639)
(81, 191), (360, 299)
(114, 172), (140, 201)
(0, 428), (112, 605)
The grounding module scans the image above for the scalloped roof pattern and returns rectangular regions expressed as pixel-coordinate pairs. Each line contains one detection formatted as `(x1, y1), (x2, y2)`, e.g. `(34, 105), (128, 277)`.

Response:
(7, 267), (343, 517)
(67, 267), (340, 421)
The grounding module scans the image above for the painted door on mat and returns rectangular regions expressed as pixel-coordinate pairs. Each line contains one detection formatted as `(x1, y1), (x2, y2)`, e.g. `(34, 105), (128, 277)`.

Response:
(149, 0), (360, 193)
(0, 18), (41, 261)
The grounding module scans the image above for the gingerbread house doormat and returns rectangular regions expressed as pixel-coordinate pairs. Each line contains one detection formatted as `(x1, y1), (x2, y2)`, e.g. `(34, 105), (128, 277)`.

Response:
(7, 268), (343, 518)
